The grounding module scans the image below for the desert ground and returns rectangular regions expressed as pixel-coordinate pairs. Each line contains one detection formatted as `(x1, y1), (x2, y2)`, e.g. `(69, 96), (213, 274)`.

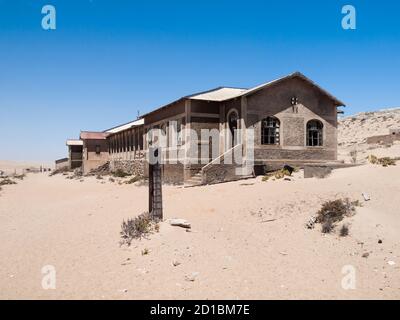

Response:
(0, 162), (399, 299)
(1, 108), (400, 300)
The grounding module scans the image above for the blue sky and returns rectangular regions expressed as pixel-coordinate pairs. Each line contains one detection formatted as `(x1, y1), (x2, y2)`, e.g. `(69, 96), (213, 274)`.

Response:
(0, 0), (399, 162)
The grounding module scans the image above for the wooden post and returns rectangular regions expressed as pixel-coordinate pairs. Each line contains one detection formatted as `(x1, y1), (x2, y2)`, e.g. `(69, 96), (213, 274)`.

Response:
(149, 147), (163, 220)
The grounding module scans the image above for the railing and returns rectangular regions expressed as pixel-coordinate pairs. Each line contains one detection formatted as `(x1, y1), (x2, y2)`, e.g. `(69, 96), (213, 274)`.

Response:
(201, 144), (243, 173)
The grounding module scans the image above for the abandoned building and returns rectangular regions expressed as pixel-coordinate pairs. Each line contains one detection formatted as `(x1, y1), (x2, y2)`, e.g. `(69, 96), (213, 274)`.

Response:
(367, 128), (400, 145)
(58, 72), (344, 184)
(55, 157), (69, 170)
(106, 72), (345, 185)
(79, 131), (109, 174)
(66, 139), (83, 169)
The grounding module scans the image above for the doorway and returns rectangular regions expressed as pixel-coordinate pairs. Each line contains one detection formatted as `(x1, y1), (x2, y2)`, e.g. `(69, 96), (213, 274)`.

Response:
(227, 109), (239, 149)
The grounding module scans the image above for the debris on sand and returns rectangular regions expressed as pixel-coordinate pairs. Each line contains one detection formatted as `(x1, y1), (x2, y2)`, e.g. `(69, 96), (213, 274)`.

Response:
(169, 219), (191, 229)
(172, 260), (181, 267)
(305, 216), (317, 229)
(185, 272), (199, 282)
(0, 178), (17, 186)
(86, 162), (110, 176)
(362, 192), (371, 201)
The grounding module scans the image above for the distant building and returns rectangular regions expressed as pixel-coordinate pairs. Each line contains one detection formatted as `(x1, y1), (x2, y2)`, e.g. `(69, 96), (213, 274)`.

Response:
(367, 128), (400, 145)
(55, 157), (69, 170)
(66, 139), (83, 169)
(79, 132), (109, 174)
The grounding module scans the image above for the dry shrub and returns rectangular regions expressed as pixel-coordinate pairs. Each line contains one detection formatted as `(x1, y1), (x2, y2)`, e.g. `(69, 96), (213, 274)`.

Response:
(321, 218), (335, 234)
(340, 224), (350, 237)
(262, 168), (291, 182)
(349, 149), (358, 164)
(120, 212), (159, 246)
(379, 157), (396, 167)
(0, 178), (17, 186)
(50, 167), (70, 176)
(316, 198), (357, 233)
(368, 155), (378, 164)
(13, 174), (25, 180)
(368, 155), (397, 167)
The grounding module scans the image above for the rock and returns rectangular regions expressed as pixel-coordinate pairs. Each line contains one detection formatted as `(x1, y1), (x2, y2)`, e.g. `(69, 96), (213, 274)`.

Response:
(378, 239), (383, 244)
(185, 272), (199, 282)
(362, 193), (371, 201)
(169, 219), (191, 229)
(388, 261), (396, 266)
(362, 252), (369, 258)
(172, 260), (181, 267)
(283, 165), (295, 175)
(305, 216), (317, 229)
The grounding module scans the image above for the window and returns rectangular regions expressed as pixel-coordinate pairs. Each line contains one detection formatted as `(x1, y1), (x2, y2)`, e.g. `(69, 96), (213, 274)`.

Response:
(95, 145), (101, 154)
(176, 118), (182, 146)
(261, 117), (280, 145)
(307, 120), (323, 146)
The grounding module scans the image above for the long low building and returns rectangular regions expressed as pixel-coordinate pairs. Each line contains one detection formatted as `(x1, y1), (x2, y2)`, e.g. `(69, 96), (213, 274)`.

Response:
(60, 72), (345, 185)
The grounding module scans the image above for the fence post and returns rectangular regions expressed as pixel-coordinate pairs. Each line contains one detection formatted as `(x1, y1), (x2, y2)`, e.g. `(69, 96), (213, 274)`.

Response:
(148, 147), (163, 220)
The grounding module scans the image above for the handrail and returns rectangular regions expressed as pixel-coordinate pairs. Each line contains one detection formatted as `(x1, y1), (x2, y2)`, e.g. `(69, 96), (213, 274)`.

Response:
(201, 143), (243, 173)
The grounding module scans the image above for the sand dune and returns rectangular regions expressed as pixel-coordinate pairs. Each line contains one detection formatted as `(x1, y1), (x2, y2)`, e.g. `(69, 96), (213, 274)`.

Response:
(0, 165), (399, 299)
(1, 109), (399, 299)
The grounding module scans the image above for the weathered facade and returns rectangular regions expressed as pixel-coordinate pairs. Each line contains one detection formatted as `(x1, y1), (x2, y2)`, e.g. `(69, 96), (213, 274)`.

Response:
(107, 72), (345, 185)
(66, 139), (83, 169)
(107, 119), (146, 176)
(80, 131), (109, 174)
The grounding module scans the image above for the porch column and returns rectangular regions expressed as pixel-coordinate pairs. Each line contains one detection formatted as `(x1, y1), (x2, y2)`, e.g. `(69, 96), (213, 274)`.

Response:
(219, 103), (225, 155)
(184, 99), (191, 164)
(240, 96), (248, 158)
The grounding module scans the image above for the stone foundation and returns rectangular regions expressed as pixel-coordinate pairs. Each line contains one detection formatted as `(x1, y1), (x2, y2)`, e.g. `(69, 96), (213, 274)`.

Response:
(110, 159), (146, 177)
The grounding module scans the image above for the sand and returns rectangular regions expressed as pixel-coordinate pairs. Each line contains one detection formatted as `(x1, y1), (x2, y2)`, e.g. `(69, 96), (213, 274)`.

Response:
(0, 164), (399, 300)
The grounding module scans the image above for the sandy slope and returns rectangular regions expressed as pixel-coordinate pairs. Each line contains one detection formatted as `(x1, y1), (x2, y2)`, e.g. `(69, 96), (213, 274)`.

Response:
(0, 165), (399, 300)
(338, 108), (400, 164)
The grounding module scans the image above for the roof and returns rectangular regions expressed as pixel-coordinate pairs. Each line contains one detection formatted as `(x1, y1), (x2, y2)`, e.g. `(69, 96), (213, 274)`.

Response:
(187, 87), (248, 102)
(140, 71), (345, 119)
(55, 158), (68, 163)
(80, 131), (109, 140)
(105, 118), (144, 134)
(66, 139), (83, 146)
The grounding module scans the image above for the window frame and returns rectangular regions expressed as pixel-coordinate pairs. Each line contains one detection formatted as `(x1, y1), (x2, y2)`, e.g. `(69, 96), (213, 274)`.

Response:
(306, 120), (324, 147)
(261, 116), (280, 146)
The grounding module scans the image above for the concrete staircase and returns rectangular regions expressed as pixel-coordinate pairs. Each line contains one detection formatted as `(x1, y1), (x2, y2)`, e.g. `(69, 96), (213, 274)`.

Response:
(184, 171), (203, 187)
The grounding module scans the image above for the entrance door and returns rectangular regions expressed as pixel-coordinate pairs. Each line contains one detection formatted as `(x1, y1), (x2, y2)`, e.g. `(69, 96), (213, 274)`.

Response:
(227, 110), (239, 149)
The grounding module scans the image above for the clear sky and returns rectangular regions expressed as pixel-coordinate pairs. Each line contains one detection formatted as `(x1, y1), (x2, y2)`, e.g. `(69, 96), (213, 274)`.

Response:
(0, 0), (399, 162)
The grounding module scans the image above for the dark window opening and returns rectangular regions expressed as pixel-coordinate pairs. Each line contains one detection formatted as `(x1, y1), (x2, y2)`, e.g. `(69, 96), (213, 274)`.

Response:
(261, 117), (280, 145)
(307, 120), (323, 146)
(95, 145), (101, 154)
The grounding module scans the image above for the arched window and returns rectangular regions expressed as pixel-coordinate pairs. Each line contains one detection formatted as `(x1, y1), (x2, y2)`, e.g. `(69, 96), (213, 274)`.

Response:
(261, 117), (280, 145)
(307, 120), (323, 146)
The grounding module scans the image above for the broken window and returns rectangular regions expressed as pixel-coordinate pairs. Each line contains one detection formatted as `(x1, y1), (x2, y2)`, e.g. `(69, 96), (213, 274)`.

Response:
(261, 117), (280, 145)
(307, 120), (323, 146)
